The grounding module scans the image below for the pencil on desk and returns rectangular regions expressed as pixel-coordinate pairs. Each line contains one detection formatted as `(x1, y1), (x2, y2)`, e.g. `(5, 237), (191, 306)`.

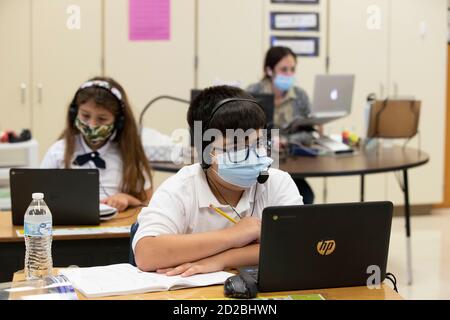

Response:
(209, 204), (237, 224)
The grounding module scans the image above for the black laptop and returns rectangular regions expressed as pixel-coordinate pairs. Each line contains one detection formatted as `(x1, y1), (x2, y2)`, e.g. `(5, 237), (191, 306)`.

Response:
(240, 201), (393, 292)
(10, 169), (100, 225)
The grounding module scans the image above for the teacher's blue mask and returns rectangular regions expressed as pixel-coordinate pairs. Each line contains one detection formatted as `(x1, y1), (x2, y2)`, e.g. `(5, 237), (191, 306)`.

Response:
(273, 74), (295, 92)
(214, 148), (273, 189)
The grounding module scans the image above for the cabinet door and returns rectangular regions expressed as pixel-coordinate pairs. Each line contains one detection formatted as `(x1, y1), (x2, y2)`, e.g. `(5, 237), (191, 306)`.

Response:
(104, 0), (196, 188)
(197, 0), (265, 89)
(32, 0), (102, 158)
(327, 0), (390, 203)
(0, 0), (31, 132)
(104, 0), (195, 136)
(387, 0), (447, 204)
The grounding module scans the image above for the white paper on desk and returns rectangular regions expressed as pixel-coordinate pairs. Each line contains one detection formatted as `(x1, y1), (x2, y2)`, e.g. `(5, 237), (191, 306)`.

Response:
(59, 263), (234, 298)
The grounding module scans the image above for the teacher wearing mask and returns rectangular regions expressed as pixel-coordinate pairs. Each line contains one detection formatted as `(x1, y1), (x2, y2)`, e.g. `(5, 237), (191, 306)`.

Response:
(247, 46), (315, 204)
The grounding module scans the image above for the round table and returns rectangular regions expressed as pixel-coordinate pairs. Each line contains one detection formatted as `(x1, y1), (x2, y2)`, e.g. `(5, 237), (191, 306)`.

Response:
(151, 145), (429, 285)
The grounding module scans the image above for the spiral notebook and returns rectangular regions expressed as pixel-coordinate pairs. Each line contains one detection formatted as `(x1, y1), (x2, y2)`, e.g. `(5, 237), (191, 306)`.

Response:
(59, 264), (234, 298)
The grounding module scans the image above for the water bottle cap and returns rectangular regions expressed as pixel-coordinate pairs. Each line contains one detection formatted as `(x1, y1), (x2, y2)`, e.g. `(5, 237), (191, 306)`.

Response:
(32, 193), (44, 200)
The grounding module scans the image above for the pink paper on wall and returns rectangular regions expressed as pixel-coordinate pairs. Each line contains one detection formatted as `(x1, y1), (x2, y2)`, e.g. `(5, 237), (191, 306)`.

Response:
(129, 0), (170, 41)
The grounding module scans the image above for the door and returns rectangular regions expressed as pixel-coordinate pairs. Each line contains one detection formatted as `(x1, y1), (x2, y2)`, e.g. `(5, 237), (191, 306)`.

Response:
(104, 0), (196, 188)
(197, 0), (265, 89)
(104, 0), (195, 136)
(387, 0), (447, 204)
(32, 0), (102, 158)
(441, 44), (450, 207)
(327, 0), (390, 203)
(0, 0), (32, 133)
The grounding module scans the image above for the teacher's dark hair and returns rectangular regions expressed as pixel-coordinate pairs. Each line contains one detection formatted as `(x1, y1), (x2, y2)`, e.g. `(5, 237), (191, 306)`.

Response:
(263, 46), (297, 80)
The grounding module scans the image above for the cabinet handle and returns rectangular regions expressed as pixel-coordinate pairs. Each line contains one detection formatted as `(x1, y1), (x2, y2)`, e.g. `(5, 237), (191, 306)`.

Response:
(393, 82), (398, 97)
(379, 83), (384, 99)
(20, 83), (27, 104)
(37, 83), (43, 103)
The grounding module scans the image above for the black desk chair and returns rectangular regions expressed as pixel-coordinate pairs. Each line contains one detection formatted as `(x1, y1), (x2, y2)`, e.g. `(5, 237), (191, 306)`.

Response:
(129, 222), (139, 266)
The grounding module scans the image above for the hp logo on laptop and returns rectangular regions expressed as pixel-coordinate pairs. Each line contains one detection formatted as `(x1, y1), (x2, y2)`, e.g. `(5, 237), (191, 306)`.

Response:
(317, 240), (336, 256)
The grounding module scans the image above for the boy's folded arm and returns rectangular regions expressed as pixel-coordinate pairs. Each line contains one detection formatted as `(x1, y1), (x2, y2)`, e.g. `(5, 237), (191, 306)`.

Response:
(135, 225), (250, 272)
(160, 243), (260, 277)
(134, 233), (220, 272)
(213, 243), (260, 270)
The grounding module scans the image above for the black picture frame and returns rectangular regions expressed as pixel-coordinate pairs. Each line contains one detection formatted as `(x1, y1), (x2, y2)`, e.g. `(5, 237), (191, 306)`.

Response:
(271, 0), (320, 4)
(270, 36), (319, 57)
(270, 12), (319, 31)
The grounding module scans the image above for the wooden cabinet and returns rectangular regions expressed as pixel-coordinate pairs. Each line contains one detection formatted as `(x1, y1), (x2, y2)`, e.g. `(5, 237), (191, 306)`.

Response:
(326, 0), (390, 203)
(387, 0), (447, 204)
(104, 0), (196, 188)
(104, 0), (195, 137)
(0, 0), (102, 159)
(0, 0), (32, 133)
(32, 0), (102, 158)
(197, 0), (265, 89)
(327, 0), (447, 205)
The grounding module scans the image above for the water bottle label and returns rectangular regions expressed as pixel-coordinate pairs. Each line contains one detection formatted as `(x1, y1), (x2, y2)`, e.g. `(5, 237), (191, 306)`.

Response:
(24, 222), (52, 236)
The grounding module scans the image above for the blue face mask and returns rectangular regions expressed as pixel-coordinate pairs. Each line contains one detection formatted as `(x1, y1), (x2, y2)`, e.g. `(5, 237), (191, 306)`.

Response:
(273, 74), (295, 92)
(215, 148), (274, 189)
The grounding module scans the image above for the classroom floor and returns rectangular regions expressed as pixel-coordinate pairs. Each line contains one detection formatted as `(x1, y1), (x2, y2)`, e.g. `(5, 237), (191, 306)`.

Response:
(387, 208), (450, 300)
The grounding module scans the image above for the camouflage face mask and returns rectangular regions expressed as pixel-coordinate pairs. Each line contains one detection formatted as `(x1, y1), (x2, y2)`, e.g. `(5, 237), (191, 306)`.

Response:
(75, 117), (115, 146)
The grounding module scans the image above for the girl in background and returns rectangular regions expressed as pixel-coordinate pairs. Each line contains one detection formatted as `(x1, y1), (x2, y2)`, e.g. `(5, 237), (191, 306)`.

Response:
(41, 76), (153, 211)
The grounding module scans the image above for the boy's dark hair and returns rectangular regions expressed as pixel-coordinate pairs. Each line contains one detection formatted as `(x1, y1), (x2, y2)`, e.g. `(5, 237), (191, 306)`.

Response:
(187, 85), (267, 168)
(187, 85), (266, 135)
(263, 46), (297, 80)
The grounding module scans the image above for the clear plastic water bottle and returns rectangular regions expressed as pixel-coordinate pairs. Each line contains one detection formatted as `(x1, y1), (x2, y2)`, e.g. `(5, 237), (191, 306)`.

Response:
(24, 192), (53, 280)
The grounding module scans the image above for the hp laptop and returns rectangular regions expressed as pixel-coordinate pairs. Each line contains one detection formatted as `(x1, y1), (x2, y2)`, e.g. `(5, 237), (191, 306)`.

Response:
(240, 201), (393, 292)
(291, 74), (355, 127)
(10, 169), (100, 225)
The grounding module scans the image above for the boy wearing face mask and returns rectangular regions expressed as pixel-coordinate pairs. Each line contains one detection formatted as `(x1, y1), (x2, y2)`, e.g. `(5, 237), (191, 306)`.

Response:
(247, 46), (315, 205)
(40, 77), (153, 212)
(133, 85), (303, 276)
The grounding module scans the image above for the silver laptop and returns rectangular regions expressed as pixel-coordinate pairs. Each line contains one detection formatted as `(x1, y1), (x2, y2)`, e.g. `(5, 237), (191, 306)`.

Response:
(291, 74), (355, 127)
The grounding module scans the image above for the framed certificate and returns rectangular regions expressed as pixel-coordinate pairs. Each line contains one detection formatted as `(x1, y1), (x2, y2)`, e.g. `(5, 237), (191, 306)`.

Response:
(271, 0), (319, 4)
(271, 12), (319, 31)
(270, 36), (319, 57)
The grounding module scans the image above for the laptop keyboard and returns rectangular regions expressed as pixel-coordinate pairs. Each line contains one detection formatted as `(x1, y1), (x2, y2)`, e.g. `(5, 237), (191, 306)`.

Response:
(315, 136), (353, 153)
(313, 111), (347, 117)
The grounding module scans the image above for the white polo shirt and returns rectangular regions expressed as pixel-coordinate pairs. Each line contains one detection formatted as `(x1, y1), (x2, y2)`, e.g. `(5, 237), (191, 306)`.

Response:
(41, 134), (150, 200)
(132, 163), (303, 252)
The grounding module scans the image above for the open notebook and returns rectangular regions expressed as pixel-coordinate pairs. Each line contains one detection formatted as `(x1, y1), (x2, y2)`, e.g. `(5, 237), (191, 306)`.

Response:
(59, 264), (234, 298)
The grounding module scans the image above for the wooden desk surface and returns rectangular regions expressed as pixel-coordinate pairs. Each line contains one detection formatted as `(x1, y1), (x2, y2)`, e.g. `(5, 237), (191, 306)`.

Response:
(281, 146), (429, 178)
(12, 270), (402, 300)
(0, 207), (140, 243)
